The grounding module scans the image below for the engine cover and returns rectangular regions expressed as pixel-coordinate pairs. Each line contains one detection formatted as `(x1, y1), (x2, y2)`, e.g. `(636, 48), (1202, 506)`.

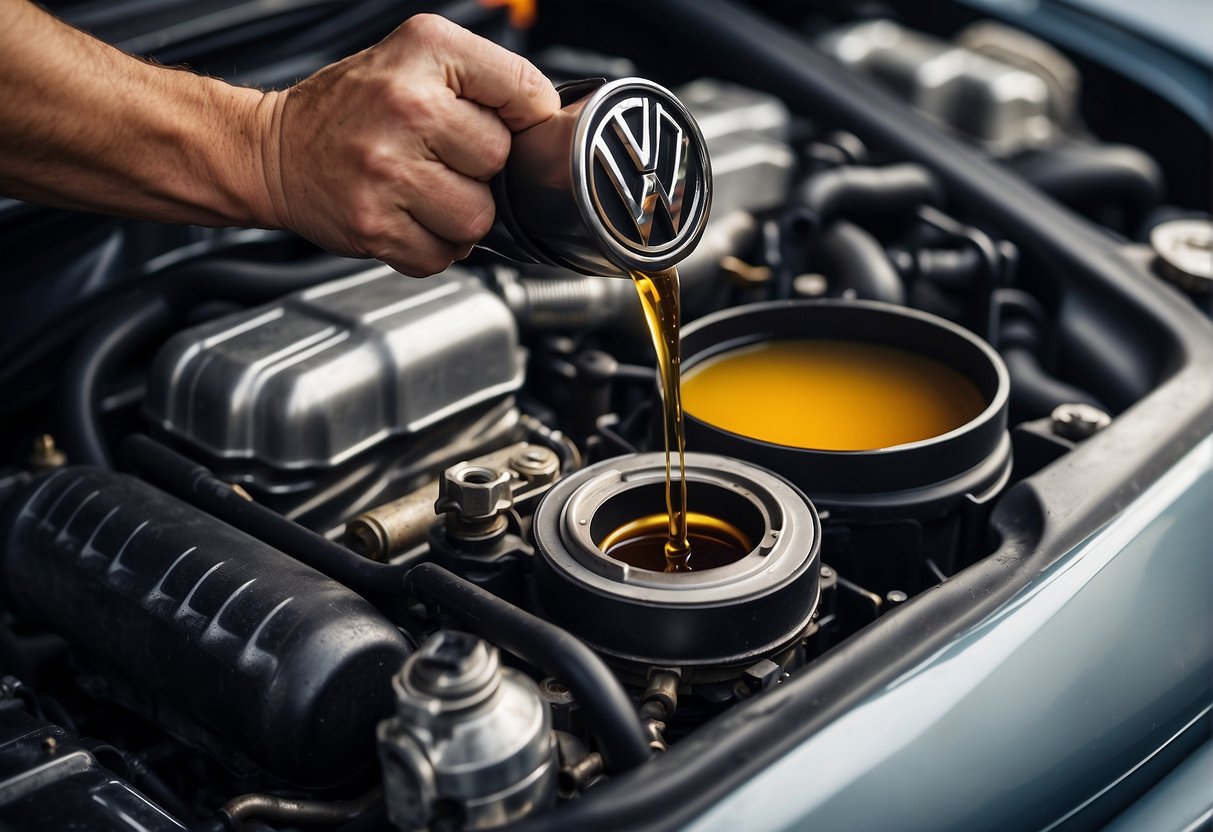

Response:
(144, 265), (525, 476)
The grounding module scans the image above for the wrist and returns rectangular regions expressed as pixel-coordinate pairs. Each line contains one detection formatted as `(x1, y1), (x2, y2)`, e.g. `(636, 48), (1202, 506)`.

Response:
(215, 82), (289, 230)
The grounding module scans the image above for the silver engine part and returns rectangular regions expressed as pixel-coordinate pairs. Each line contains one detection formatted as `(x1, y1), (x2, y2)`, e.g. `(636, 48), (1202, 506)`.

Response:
(819, 19), (1065, 155)
(345, 441), (561, 561)
(1150, 218), (1213, 295)
(377, 632), (556, 831)
(144, 265), (524, 477)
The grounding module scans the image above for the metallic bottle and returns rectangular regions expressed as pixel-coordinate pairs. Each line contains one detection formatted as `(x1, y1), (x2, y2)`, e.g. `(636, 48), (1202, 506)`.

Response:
(481, 77), (713, 276)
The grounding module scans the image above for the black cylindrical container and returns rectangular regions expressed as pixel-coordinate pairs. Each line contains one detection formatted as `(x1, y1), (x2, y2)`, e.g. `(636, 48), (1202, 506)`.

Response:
(0, 467), (411, 787)
(532, 452), (820, 680)
(680, 300), (1011, 522)
(678, 301), (1011, 592)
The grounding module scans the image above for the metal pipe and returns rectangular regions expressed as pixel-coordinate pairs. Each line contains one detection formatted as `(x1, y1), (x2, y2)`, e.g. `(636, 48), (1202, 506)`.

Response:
(191, 787), (381, 832)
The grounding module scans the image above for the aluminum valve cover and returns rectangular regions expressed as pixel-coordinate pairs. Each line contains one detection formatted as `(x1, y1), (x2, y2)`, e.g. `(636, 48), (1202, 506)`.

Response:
(144, 265), (524, 469)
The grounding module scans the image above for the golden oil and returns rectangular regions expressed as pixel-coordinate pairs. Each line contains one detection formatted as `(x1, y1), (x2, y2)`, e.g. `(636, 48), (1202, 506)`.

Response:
(629, 267), (690, 564)
(600, 512), (751, 573)
(682, 339), (986, 450)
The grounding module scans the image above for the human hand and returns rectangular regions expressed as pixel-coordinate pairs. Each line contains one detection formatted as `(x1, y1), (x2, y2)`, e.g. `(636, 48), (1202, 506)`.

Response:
(258, 14), (559, 276)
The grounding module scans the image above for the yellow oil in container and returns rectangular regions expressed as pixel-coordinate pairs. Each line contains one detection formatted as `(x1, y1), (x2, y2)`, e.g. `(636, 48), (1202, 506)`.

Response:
(682, 339), (986, 450)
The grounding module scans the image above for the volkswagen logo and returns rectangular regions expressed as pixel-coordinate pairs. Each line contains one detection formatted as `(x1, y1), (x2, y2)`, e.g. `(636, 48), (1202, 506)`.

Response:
(592, 97), (689, 248)
(573, 79), (711, 271)
(483, 77), (712, 276)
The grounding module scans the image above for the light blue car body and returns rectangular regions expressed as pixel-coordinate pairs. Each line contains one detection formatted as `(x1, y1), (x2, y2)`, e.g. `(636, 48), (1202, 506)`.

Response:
(693, 436), (1213, 830)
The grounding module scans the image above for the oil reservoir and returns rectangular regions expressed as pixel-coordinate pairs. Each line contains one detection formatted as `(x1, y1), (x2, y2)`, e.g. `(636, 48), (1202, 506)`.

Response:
(679, 300), (1011, 588)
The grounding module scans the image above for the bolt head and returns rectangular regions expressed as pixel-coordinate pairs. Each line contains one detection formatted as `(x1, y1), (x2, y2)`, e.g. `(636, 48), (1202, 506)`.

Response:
(792, 273), (829, 298)
(1150, 218), (1212, 293)
(510, 446), (560, 484)
(1051, 403), (1112, 441)
(399, 631), (499, 703)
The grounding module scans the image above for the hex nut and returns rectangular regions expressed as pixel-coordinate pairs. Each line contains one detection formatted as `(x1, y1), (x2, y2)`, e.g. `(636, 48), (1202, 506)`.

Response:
(435, 464), (513, 521)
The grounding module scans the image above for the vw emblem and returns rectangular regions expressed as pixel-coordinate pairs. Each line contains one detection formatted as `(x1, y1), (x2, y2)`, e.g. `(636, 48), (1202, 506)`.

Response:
(574, 79), (711, 271)
(592, 97), (689, 248)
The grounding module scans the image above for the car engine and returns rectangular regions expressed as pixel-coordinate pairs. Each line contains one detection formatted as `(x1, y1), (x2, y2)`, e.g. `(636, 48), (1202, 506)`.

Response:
(0, 1), (1209, 830)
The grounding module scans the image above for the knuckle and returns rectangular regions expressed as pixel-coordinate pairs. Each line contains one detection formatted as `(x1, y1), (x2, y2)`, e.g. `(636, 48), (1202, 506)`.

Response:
(357, 141), (396, 177)
(482, 127), (511, 172)
(400, 13), (458, 53)
(514, 58), (545, 100)
(462, 197), (496, 241)
(348, 204), (390, 250)
(384, 82), (431, 122)
(400, 13), (445, 40)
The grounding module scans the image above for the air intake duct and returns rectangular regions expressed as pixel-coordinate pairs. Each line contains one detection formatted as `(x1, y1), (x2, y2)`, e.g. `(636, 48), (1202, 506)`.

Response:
(0, 467), (411, 787)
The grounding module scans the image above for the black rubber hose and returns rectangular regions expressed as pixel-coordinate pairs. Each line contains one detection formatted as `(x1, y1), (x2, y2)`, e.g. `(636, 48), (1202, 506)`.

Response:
(62, 294), (174, 468)
(404, 562), (651, 774)
(891, 247), (985, 290)
(999, 316), (1108, 421)
(61, 256), (369, 467)
(155, 256), (371, 307)
(813, 220), (906, 305)
(797, 162), (942, 232)
(1003, 347), (1106, 422)
(117, 434), (411, 613)
(1008, 144), (1164, 231)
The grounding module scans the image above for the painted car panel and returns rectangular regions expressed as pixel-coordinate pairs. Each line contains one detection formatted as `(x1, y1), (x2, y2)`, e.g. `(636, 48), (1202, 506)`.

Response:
(691, 436), (1213, 831)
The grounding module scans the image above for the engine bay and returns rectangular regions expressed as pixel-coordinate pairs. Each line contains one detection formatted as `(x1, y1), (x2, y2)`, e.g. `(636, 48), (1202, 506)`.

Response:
(0, 1), (1210, 830)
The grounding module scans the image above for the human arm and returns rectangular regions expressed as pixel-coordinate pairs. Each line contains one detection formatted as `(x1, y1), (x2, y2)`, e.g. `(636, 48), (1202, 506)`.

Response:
(0, 2), (559, 275)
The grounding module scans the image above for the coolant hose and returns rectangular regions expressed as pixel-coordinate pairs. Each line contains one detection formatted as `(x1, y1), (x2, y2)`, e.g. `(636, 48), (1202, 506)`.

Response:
(190, 789), (382, 832)
(62, 294), (173, 468)
(998, 317), (1107, 421)
(797, 162), (942, 232)
(1008, 144), (1164, 231)
(1002, 347), (1106, 421)
(814, 220), (906, 304)
(404, 562), (652, 774)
